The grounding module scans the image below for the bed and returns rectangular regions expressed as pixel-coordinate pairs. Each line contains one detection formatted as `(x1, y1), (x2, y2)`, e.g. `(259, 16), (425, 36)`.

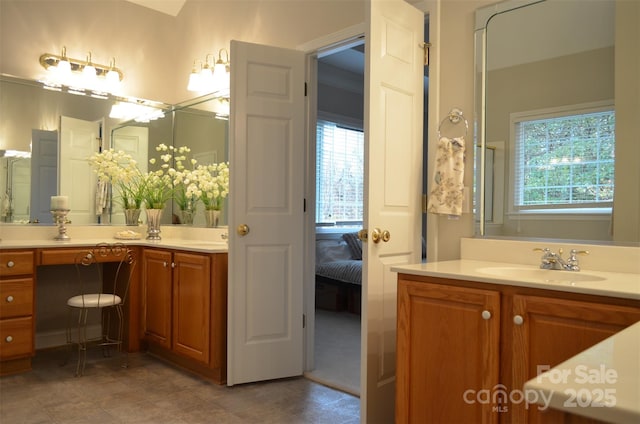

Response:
(315, 232), (362, 314)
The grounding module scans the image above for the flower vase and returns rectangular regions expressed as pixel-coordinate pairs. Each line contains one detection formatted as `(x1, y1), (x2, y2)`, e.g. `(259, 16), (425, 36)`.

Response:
(179, 208), (194, 225)
(204, 209), (220, 227)
(145, 208), (163, 240)
(124, 208), (141, 226)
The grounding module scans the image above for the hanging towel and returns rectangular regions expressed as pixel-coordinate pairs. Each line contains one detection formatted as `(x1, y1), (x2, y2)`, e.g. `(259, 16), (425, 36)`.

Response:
(427, 136), (466, 216)
(95, 180), (108, 216)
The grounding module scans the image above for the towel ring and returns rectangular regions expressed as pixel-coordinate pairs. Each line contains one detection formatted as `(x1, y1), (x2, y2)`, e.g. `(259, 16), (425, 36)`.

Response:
(438, 107), (468, 138)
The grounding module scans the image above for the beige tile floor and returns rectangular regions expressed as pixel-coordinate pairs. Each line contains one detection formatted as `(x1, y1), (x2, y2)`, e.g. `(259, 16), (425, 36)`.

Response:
(0, 347), (360, 424)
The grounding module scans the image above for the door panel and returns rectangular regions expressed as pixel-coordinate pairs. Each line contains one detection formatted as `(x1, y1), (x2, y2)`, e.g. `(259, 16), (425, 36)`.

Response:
(59, 116), (100, 224)
(228, 40), (305, 385)
(30, 130), (58, 224)
(363, 0), (424, 421)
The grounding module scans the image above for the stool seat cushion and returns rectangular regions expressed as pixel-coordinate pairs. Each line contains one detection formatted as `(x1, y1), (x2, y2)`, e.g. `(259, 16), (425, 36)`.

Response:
(67, 294), (122, 308)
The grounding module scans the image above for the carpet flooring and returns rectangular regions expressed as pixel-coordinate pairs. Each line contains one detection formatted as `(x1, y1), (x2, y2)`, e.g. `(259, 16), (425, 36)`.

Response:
(305, 309), (361, 397)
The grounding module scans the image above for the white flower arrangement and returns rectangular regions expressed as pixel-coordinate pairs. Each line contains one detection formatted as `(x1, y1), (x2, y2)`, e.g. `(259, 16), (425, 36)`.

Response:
(89, 144), (228, 213)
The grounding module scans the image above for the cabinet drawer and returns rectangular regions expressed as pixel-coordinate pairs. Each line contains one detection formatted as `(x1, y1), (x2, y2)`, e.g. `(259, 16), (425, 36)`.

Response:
(0, 278), (34, 319)
(0, 251), (34, 276)
(0, 317), (34, 359)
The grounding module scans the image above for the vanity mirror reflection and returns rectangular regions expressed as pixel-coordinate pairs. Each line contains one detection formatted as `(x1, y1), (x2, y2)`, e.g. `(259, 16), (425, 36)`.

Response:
(0, 75), (229, 228)
(474, 0), (639, 243)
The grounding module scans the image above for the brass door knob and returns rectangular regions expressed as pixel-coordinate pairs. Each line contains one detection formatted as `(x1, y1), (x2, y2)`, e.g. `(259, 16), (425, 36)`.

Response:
(381, 229), (391, 242)
(371, 228), (382, 244)
(237, 224), (250, 236)
(357, 229), (368, 242)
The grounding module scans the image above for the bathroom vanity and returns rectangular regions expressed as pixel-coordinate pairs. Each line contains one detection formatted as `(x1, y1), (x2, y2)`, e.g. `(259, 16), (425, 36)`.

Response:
(393, 239), (640, 424)
(0, 225), (228, 383)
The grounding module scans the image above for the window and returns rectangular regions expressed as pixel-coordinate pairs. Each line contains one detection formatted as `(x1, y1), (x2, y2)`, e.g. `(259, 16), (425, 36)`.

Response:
(316, 119), (364, 225)
(512, 105), (615, 212)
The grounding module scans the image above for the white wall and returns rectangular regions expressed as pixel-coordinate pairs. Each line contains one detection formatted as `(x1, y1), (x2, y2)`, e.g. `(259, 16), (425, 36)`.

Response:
(0, 0), (365, 105)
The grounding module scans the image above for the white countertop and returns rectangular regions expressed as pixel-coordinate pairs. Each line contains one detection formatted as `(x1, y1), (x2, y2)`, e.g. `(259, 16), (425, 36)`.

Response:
(523, 321), (640, 423)
(0, 225), (228, 254)
(392, 260), (640, 300)
(0, 237), (228, 253)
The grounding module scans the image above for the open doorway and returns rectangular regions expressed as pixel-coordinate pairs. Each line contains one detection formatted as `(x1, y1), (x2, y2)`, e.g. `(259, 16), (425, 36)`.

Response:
(304, 15), (430, 398)
(305, 40), (365, 397)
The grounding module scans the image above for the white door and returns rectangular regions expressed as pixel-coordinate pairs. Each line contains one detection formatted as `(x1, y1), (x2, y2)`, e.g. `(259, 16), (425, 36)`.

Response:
(111, 125), (149, 223)
(227, 40), (306, 385)
(361, 0), (424, 421)
(60, 116), (101, 224)
(30, 129), (58, 224)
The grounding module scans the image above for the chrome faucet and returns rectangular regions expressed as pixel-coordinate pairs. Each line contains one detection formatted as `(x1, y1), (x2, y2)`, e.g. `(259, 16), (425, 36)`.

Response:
(533, 248), (589, 271)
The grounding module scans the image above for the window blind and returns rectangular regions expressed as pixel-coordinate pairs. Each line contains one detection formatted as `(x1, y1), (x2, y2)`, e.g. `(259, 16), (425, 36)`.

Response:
(316, 120), (364, 224)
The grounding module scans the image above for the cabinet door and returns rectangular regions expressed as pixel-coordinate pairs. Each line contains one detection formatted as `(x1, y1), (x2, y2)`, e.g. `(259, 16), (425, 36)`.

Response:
(172, 252), (211, 364)
(142, 249), (172, 349)
(396, 279), (501, 424)
(511, 295), (640, 423)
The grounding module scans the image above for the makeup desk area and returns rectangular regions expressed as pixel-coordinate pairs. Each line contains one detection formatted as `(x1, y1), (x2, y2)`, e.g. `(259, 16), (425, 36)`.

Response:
(0, 224), (228, 383)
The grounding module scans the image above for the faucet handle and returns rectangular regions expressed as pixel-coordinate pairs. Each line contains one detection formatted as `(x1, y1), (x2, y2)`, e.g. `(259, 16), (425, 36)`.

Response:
(533, 247), (551, 253)
(566, 249), (589, 271)
(568, 249), (589, 258)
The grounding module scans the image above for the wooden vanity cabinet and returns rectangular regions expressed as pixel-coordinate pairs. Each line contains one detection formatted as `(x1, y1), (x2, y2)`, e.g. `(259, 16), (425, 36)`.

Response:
(396, 279), (501, 423)
(396, 274), (640, 424)
(142, 247), (227, 384)
(508, 294), (640, 424)
(0, 250), (35, 376)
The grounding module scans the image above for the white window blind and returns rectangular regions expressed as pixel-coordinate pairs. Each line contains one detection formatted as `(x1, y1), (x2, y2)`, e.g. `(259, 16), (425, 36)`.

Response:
(316, 119), (364, 225)
(513, 108), (615, 211)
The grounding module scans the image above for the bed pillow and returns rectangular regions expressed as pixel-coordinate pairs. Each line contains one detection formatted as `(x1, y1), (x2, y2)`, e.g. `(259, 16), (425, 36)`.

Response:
(342, 232), (362, 260)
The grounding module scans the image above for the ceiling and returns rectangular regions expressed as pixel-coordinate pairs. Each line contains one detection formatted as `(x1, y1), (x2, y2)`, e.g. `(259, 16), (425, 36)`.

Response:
(125, 0), (186, 16)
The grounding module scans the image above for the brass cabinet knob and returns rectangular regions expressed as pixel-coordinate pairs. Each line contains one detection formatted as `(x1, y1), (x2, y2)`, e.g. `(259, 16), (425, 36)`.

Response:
(237, 224), (250, 236)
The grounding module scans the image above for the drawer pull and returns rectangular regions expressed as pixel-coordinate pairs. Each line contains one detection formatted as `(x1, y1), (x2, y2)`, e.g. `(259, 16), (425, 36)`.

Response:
(6, 295), (14, 303)
(513, 315), (524, 325)
(481, 310), (492, 320)
(6, 260), (15, 268)
(5, 335), (13, 343)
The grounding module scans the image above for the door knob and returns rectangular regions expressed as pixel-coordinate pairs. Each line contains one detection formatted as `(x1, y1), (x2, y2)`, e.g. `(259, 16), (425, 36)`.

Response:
(381, 229), (391, 242)
(357, 229), (368, 242)
(371, 228), (382, 244)
(237, 224), (250, 236)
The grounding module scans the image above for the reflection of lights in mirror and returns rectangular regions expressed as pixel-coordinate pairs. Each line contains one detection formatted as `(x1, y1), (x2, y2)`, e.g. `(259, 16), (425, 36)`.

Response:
(0, 75), (228, 227)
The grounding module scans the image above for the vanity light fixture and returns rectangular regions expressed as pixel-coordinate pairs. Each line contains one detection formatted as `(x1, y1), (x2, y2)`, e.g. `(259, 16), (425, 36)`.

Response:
(187, 48), (230, 95)
(39, 47), (124, 95)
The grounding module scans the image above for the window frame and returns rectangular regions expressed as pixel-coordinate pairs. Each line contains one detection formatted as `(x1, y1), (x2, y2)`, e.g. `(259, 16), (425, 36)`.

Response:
(507, 100), (615, 219)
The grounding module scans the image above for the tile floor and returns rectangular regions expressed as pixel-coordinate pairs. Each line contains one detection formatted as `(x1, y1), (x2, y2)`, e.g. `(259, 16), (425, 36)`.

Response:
(0, 347), (360, 424)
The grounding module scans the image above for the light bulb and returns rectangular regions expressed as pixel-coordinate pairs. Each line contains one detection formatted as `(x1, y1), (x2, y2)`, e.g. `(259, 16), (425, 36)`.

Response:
(199, 66), (214, 93)
(187, 68), (201, 91)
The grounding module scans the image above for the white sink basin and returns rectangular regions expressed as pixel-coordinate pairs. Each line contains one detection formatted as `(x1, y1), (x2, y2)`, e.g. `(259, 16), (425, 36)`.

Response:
(477, 266), (606, 283)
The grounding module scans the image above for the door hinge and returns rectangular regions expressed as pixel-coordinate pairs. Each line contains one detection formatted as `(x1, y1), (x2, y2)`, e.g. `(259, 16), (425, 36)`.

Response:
(420, 42), (432, 66)
(303, 314), (306, 328)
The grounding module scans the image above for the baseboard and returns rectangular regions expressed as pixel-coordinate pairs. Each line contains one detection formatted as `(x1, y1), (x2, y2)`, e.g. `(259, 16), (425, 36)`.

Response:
(35, 325), (102, 350)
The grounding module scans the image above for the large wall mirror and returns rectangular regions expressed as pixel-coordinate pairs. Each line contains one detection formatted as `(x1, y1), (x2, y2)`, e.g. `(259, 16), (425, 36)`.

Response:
(474, 0), (639, 243)
(0, 75), (229, 228)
